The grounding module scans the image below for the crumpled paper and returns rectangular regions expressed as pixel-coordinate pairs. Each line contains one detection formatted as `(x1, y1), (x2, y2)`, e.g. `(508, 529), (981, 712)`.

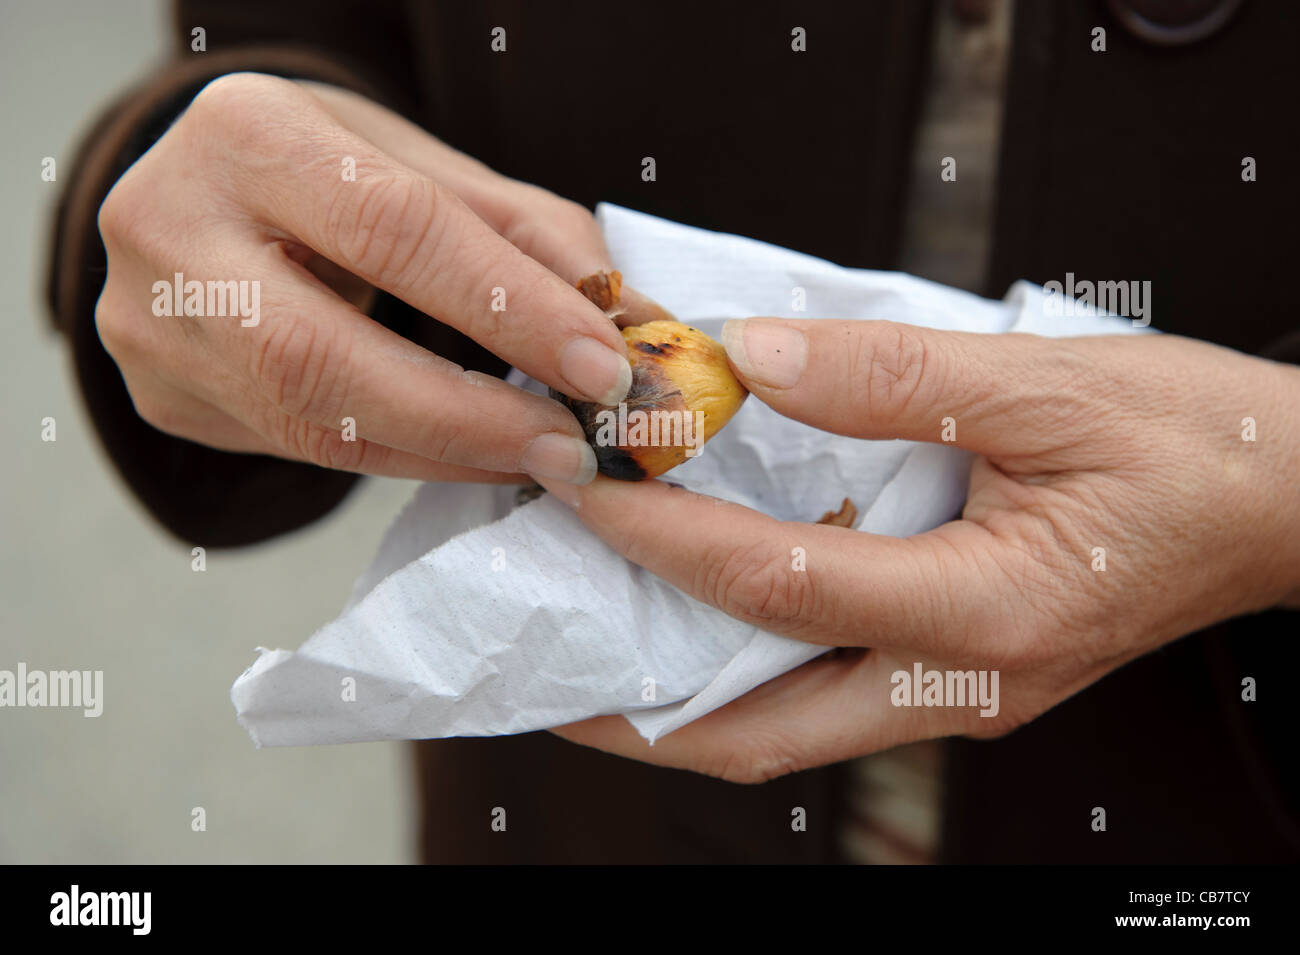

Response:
(231, 203), (1148, 746)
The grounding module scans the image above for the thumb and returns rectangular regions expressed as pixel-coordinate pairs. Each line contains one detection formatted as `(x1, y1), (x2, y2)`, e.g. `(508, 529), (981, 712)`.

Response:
(720, 318), (1082, 456)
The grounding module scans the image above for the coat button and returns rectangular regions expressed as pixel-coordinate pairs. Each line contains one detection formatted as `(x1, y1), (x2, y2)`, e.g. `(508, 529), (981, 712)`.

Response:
(1106, 0), (1245, 45)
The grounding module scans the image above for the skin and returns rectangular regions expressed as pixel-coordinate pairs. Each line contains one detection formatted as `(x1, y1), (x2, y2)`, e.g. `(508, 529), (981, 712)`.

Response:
(537, 319), (1300, 784)
(95, 73), (667, 484)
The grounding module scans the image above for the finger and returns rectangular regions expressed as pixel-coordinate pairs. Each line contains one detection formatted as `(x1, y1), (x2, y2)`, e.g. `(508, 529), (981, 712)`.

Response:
(719, 318), (1099, 456)
(227, 262), (602, 484)
(126, 357), (528, 482)
(256, 410), (532, 482)
(300, 81), (674, 325)
(209, 74), (632, 406)
(550, 648), (963, 782)
(533, 475), (1005, 661)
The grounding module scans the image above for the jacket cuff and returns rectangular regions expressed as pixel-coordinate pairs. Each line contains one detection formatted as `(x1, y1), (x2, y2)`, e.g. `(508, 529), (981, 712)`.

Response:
(45, 48), (390, 547)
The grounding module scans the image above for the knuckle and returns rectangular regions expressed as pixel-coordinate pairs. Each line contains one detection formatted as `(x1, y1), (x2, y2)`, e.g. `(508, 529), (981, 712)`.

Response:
(955, 561), (1035, 670)
(95, 286), (163, 373)
(96, 179), (132, 247)
(552, 197), (597, 233)
(851, 323), (934, 426)
(131, 391), (185, 438)
(704, 540), (819, 627)
(512, 195), (596, 247)
(463, 252), (536, 342)
(422, 417), (471, 464)
(186, 74), (248, 117)
(101, 81), (299, 260)
(98, 159), (192, 269)
(714, 753), (765, 785)
(186, 72), (293, 127)
(503, 191), (592, 240)
(982, 523), (1091, 669)
(94, 292), (136, 363)
(182, 73), (312, 185)
(332, 173), (440, 286)
(252, 315), (350, 420)
(710, 735), (801, 784)
(281, 417), (366, 471)
(98, 169), (163, 259)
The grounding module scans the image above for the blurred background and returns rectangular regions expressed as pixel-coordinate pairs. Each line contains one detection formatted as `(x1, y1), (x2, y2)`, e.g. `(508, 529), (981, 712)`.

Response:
(1, 0), (413, 863)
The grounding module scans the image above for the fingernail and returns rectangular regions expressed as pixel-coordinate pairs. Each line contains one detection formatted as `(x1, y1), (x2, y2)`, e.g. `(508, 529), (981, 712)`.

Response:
(721, 319), (807, 388)
(532, 474), (581, 509)
(520, 433), (597, 486)
(560, 337), (632, 406)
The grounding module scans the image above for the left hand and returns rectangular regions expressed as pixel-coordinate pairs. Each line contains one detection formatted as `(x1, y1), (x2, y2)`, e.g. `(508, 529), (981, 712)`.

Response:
(534, 318), (1300, 783)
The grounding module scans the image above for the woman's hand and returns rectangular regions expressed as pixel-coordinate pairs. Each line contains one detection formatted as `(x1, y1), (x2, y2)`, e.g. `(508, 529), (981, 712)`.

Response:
(536, 318), (1300, 782)
(96, 73), (665, 485)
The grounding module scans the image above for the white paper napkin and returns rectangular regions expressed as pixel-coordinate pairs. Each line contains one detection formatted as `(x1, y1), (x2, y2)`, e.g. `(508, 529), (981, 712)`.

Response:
(231, 203), (1149, 746)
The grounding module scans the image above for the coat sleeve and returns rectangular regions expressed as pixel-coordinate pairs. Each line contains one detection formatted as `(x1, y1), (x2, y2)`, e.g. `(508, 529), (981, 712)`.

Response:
(45, 41), (411, 548)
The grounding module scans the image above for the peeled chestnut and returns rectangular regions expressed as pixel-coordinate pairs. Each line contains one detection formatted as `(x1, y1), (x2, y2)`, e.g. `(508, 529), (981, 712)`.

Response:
(554, 318), (748, 481)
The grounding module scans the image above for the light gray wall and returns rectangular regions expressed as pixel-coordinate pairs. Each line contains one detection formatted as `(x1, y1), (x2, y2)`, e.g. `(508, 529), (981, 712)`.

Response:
(0, 0), (412, 863)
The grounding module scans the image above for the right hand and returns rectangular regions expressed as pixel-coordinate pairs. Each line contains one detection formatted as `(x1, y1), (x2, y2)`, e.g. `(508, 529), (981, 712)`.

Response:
(96, 72), (658, 484)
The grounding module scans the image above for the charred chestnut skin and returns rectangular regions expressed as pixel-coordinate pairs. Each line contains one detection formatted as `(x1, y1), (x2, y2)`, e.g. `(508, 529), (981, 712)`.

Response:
(553, 321), (747, 481)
